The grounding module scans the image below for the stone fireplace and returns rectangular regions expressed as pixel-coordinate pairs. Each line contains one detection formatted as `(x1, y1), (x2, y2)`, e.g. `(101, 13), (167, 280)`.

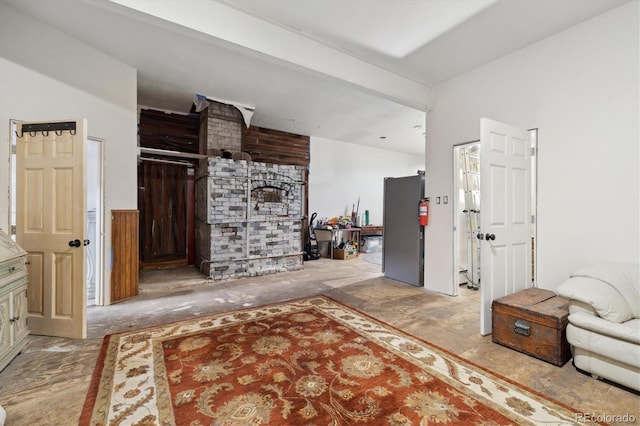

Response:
(194, 101), (305, 280)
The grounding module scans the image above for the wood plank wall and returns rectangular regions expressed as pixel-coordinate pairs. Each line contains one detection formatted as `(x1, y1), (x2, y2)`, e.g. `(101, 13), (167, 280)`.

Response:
(139, 109), (199, 153)
(243, 126), (310, 167)
(138, 109), (199, 269)
(111, 210), (139, 303)
(138, 162), (188, 266)
(140, 109), (311, 167)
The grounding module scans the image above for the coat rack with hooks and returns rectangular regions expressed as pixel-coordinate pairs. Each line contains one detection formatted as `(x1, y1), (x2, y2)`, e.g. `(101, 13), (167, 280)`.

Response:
(15, 121), (76, 138)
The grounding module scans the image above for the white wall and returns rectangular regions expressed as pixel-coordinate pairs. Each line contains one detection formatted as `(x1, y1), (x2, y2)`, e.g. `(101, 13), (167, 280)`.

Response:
(309, 137), (424, 225)
(0, 3), (138, 304)
(425, 2), (639, 293)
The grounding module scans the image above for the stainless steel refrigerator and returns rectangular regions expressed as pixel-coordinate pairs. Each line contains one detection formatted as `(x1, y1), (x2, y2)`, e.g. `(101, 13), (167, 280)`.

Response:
(382, 171), (425, 286)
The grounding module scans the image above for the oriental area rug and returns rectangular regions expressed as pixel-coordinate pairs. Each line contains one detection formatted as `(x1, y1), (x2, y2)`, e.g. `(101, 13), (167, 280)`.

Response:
(81, 296), (583, 425)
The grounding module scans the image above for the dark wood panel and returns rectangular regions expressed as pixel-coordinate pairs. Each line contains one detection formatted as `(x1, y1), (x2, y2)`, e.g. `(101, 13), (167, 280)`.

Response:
(111, 210), (139, 303)
(244, 126), (310, 166)
(243, 153), (309, 167)
(139, 109), (200, 154)
(244, 142), (309, 157)
(138, 161), (188, 264)
(186, 168), (196, 266)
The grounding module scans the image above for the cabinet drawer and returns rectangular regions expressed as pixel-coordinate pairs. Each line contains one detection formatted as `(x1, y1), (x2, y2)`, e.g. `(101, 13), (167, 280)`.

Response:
(0, 274), (27, 297)
(0, 258), (26, 284)
(7, 275), (27, 292)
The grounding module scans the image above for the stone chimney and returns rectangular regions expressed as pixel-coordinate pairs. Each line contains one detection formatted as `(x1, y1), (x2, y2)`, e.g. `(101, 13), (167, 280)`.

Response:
(199, 101), (244, 155)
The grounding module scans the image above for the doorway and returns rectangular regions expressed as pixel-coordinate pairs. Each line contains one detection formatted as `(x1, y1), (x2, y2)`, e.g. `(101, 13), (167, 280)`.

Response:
(452, 129), (537, 297)
(453, 141), (481, 292)
(86, 137), (104, 306)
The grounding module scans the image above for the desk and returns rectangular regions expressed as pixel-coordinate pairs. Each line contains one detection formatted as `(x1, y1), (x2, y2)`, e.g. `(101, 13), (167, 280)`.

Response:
(316, 227), (361, 259)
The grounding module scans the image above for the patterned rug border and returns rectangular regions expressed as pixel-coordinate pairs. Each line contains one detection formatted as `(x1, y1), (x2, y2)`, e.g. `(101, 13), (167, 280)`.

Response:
(80, 294), (594, 425)
(332, 297), (586, 418)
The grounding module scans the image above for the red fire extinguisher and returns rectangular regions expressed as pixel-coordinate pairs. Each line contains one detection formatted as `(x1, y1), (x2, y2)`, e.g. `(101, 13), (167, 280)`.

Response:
(419, 198), (429, 226)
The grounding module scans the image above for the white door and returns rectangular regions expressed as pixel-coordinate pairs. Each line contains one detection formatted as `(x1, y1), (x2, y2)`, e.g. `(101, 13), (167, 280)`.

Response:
(16, 119), (87, 339)
(479, 118), (531, 335)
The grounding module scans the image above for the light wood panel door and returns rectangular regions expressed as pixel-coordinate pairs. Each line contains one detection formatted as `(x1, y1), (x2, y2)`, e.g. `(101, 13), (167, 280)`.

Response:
(16, 120), (87, 339)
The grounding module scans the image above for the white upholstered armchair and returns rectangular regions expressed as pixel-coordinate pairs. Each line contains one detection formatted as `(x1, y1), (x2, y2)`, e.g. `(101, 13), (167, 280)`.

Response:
(556, 263), (640, 392)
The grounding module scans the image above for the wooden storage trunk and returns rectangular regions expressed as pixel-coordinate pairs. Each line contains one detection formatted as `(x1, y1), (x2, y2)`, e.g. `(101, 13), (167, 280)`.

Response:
(492, 288), (571, 366)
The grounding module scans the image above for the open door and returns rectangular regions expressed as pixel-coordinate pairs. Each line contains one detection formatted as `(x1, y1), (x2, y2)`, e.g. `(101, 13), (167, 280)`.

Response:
(479, 118), (531, 335)
(383, 171), (425, 286)
(16, 119), (87, 339)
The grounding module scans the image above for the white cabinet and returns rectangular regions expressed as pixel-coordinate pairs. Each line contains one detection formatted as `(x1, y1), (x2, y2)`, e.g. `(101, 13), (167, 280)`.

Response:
(0, 231), (29, 372)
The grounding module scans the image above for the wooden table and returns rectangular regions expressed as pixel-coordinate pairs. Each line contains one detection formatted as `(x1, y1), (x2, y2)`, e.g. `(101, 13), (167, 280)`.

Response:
(359, 225), (383, 249)
(316, 227), (361, 259)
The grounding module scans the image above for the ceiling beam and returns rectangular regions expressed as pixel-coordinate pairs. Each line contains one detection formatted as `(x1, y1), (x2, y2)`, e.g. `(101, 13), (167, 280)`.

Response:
(109, 0), (432, 111)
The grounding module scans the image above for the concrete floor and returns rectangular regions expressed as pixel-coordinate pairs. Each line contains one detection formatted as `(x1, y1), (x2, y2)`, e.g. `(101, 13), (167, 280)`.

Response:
(0, 257), (637, 425)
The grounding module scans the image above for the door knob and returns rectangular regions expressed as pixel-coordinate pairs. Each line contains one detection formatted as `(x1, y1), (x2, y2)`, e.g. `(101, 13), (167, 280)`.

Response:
(485, 233), (496, 241)
(68, 239), (81, 248)
(476, 233), (484, 240)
